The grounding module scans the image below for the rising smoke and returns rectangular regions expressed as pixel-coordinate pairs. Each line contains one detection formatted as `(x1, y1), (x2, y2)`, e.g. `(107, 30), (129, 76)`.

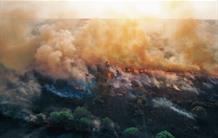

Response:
(153, 98), (194, 119)
(0, 2), (218, 80)
(0, 9), (39, 71)
(0, 64), (41, 121)
(1, 17), (218, 79)
(0, 1), (217, 123)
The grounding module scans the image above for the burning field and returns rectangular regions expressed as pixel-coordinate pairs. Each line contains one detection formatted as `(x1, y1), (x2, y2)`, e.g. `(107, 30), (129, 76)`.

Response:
(0, 1), (218, 138)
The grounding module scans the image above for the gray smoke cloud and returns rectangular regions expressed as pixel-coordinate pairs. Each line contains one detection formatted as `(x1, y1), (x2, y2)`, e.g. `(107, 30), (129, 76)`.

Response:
(0, 64), (41, 121)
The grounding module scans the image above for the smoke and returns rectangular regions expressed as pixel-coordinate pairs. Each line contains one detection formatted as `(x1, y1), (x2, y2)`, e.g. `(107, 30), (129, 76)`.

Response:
(35, 24), (91, 81)
(0, 9), (92, 83)
(0, 1), (217, 126)
(0, 64), (41, 121)
(73, 19), (217, 74)
(0, 8), (39, 72)
(0, 7), (217, 81)
(0, 2), (217, 123)
(153, 98), (194, 119)
(74, 20), (151, 68)
(172, 19), (217, 73)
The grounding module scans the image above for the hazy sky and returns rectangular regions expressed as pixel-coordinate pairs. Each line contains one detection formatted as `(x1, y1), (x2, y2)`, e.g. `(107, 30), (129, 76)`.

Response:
(1, 0), (218, 19)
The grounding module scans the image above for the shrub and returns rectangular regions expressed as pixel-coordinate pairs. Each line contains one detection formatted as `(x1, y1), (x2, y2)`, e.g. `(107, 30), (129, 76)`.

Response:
(79, 117), (93, 131)
(99, 117), (118, 138)
(123, 127), (140, 138)
(48, 108), (73, 128)
(34, 113), (47, 125)
(73, 117), (94, 132)
(101, 117), (114, 130)
(73, 107), (91, 119)
(155, 130), (175, 138)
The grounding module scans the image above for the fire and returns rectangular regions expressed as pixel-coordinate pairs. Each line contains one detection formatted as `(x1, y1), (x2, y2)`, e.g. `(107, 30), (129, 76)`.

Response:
(75, 19), (217, 75)
(0, 2), (217, 80)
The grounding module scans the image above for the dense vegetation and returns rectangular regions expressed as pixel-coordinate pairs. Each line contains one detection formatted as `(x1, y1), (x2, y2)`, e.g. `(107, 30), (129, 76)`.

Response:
(155, 130), (175, 138)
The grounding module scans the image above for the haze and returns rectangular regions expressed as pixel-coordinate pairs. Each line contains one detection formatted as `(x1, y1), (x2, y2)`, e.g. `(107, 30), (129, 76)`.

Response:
(1, 0), (218, 19)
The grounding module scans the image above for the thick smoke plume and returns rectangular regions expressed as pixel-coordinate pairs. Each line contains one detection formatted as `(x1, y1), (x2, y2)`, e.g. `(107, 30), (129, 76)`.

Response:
(0, 9), (39, 71)
(75, 19), (218, 74)
(35, 24), (90, 81)
(0, 2), (217, 124)
(0, 9), (218, 81)
(172, 19), (217, 73)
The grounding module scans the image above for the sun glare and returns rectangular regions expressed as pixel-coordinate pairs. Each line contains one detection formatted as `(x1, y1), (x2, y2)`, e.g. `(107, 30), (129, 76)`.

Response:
(58, 0), (218, 19)
(1, 0), (217, 19)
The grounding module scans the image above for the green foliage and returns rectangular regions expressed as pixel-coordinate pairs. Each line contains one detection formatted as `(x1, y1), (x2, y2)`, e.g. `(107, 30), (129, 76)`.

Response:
(48, 108), (73, 127)
(73, 107), (91, 119)
(73, 117), (94, 132)
(155, 130), (175, 138)
(101, 117), (114, 130)
(79, 117), (93, 129)
(80, 117), (92, 125)
(123, 127), (140, 138)
(72, 107), (95, 132)
(47, 107), (95, 132)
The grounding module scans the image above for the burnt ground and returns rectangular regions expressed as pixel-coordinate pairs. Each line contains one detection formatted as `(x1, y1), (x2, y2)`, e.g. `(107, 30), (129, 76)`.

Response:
(0, 64), (218, 138)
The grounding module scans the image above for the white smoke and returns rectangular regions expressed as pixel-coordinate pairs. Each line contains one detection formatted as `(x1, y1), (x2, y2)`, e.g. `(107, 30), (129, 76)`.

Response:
(153, 98), (194, 119)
